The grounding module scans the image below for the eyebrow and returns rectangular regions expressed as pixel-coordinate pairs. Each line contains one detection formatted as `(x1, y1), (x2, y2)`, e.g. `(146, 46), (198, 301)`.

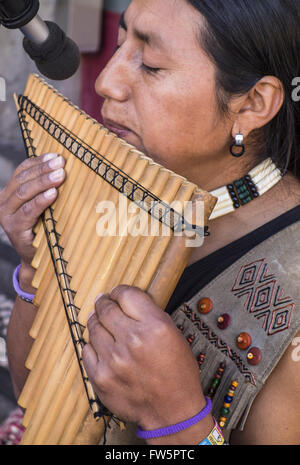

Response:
(119, 11), (166, 51)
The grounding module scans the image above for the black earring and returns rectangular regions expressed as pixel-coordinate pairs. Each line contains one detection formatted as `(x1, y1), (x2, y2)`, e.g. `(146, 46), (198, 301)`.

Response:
(230, 133), (245, 158)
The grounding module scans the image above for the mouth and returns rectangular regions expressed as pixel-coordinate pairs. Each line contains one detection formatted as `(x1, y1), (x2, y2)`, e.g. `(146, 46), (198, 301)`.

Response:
(103, 118), (135, 140)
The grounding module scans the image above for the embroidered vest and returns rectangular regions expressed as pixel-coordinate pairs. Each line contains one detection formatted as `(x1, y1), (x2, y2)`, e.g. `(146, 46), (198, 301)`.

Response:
(172, 220), (300, 440)
(106, 221), (300, 444)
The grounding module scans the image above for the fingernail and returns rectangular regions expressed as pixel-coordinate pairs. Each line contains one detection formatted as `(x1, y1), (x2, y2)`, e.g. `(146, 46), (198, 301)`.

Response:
(43, 153), (58, 162)
(49, 156), (64, 170)
(95, 293), (104, 304)
(49, 168), (65, 182)
(44, 187), (57, 199)
(88, 310), (95, 320)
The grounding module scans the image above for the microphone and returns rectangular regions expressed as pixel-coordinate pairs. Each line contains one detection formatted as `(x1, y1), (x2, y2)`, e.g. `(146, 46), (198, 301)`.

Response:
(0, 0), (81, 80)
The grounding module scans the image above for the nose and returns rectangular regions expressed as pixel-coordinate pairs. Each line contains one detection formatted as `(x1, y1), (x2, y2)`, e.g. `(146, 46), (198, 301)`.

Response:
(95, 51), (131, 102)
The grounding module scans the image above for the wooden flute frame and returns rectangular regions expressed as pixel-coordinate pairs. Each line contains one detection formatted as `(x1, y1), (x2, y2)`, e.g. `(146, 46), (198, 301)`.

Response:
(14, 74), (216, 445)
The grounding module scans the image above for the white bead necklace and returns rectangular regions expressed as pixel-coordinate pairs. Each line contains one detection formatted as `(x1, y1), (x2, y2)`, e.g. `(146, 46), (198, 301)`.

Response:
(209, 158), (283, 220)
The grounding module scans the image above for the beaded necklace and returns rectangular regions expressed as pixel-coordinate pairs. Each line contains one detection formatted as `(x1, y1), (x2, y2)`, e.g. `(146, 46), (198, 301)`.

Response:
(209, 158), (283, 220)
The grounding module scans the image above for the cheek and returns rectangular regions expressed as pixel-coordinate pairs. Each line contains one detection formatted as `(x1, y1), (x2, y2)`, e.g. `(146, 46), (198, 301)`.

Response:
(137, 79), (221, 168)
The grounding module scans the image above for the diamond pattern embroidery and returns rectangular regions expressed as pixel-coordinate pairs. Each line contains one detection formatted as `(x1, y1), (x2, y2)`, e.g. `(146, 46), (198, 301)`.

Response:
(232, 259), (294, 335)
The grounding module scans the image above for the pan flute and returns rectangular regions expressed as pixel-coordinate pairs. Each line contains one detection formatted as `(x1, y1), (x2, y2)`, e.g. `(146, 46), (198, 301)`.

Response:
(14, 74), (216, 445)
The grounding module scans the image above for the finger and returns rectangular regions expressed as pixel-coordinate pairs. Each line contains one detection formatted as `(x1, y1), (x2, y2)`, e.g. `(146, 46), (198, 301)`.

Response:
(13, 153), (58, 178)
(9, 187), (59, 230)
(6, 163), (65, 215)
(82, 343), (99, 380)
(110, 285), (163, 321)
(95, 294), (134, 339)
(82, 344), (112, 399)
(4, 153), (61, 201)
(87, 312), (115, 359)
(0, 154), (55, 205)
(14, 153), (65, 186)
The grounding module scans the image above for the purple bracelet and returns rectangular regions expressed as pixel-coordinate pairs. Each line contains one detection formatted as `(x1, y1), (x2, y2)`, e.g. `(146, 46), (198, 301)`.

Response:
(136, 396), (212, 440)
(13, 265), (35, 304)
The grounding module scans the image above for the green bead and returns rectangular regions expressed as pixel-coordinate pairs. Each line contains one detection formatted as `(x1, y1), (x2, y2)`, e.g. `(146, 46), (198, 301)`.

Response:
(220, 407), (230, 416)
(212, 379), (220, 388)
(239, 190), (251, 199)
(234, 180), (243, 188)
(237, 185), (247, 194)
(241, 196), (252, 205)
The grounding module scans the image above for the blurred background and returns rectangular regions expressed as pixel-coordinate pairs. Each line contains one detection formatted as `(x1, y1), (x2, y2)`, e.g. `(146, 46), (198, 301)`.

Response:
(0, 0), (130, 427)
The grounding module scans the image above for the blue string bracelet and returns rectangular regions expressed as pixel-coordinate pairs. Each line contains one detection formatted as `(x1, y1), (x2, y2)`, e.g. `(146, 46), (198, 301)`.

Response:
(13, 264), (35, 304)
(136, 396), (212, 440)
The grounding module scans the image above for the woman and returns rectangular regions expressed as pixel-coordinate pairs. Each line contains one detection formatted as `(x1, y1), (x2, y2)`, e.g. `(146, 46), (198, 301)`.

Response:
(1, 0), (300, 445)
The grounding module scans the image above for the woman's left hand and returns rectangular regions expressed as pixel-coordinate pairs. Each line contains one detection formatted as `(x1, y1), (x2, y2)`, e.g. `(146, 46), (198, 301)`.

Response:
(82, 285), (211, 439)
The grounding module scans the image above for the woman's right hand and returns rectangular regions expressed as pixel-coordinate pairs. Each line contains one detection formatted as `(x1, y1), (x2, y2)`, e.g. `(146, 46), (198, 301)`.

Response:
(0, 153), (66, 290)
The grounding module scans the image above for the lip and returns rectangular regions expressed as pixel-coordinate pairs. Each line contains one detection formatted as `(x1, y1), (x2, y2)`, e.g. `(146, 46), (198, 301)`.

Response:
(103, 118), (134, 139)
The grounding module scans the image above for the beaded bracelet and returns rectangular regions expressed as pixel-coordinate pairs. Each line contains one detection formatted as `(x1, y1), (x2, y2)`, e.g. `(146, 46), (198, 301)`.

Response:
(198, 418), (225, 446)
(136, 396), (212, 440)
(13, 265), (35, 304)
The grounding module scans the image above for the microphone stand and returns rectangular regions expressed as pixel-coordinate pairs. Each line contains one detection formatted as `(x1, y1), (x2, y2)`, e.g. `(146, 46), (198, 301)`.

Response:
(0, 0), (48, 43)
(0, 0), (80, 81)
(0, 0), (38, 28)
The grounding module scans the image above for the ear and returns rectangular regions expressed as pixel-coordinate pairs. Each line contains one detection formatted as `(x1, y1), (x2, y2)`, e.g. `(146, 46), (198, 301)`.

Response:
(230, 76), (285, 139)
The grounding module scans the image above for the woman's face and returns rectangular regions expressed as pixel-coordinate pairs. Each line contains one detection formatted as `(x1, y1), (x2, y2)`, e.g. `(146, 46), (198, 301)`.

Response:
(95, 0), (233, 185)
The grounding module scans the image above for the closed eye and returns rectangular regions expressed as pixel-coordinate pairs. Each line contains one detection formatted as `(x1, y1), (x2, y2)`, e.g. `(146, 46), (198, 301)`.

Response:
(113, 44), (161, 75)
(141, 63), (161, 74)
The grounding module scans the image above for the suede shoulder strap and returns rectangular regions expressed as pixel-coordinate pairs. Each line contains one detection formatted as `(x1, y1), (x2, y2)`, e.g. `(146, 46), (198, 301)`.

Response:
(171, 220), (300, 439)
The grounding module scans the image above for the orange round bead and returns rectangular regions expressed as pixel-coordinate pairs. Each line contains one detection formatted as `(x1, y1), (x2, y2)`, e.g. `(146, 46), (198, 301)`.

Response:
(219, 417), (227, 428)
(236, 332), (252, 350)
(198, 297), (213, 314)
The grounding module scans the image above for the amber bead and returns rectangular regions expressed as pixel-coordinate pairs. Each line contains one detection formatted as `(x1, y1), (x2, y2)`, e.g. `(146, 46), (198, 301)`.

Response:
(247, 347), (262, 366)
(198, 297), (213, 314)
(197, 353), (206, 371)
(219, 418), (227, 428)
(218, 380), (238, 429)
(187, 334), (195, 344)
(236, 332), (252, 350)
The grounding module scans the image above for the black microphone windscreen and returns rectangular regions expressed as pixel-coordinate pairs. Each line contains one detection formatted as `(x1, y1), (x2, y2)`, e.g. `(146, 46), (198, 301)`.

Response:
(23, 21), (81, 80)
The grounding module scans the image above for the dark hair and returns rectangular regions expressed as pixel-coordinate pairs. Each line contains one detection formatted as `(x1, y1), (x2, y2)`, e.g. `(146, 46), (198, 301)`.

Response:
(187, 0), (300, 176)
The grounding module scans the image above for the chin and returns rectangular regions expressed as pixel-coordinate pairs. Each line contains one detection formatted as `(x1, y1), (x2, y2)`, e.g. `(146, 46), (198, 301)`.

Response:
(118, 131), (140, 149)
(123, 134), (149, 157)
